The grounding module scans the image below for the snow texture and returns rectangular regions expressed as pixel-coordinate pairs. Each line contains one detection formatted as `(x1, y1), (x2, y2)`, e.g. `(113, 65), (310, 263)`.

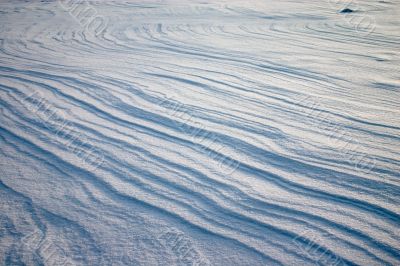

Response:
(0, 0), (399, 265)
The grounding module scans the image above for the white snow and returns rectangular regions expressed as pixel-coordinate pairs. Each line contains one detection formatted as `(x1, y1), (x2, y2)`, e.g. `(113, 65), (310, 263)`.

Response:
(0, 0), (399, 265)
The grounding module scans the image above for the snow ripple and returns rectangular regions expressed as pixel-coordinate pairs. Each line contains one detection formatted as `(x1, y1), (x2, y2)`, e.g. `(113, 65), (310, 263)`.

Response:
(0, 1), (399, 265)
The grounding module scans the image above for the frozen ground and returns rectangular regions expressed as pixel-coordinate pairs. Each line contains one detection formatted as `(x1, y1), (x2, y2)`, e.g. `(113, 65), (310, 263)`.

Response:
(0, 0), (399, 265)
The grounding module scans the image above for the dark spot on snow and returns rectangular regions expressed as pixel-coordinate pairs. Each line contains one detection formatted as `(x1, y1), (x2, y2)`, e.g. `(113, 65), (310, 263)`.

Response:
(340, 8), (354, 13)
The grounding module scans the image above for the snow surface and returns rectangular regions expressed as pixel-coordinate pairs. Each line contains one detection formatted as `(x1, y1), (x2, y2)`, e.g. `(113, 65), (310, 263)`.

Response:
(0, 0), (399, 265)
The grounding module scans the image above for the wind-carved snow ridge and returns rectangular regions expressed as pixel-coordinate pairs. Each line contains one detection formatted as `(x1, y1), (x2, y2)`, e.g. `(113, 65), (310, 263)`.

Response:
(0, 0), (399, 265)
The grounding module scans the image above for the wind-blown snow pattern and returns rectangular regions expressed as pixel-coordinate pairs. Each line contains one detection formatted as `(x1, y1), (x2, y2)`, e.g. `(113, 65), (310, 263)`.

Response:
(0, 0), (399, 265)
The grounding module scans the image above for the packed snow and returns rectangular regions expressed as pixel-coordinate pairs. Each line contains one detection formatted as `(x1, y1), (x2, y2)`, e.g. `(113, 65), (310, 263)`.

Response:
(0, 0), (399, 265)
